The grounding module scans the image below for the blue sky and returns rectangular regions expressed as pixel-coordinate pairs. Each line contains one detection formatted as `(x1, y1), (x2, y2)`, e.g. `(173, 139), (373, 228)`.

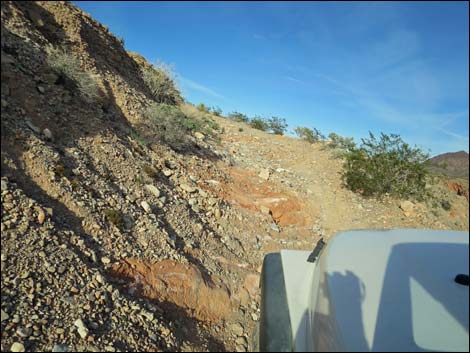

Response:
(75, 1), (469, 156)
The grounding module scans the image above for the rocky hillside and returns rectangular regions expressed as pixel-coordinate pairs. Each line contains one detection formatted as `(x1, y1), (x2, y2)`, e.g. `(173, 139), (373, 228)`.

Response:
(1, 2), (469, 353)
(427, 150), (469, 179)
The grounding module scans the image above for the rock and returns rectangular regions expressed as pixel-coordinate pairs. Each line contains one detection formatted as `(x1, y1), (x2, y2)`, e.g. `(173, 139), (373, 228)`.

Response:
(251, 312), (259, 321)
(101, 257), (111, 265)
(236, 336), (248, 346)
(1, 180), (7, 191)
(259, 168), (270, 180)
(399, 200), (415, 217)
(74, 318), (89, 339)
(145, 184), (161, 198)
(26, 120), (41, 133)
(43, 128), (53, 140)
(194, 132), (205, 140)
(180, 183), (197, 193)
(162, 169), (173, 177)
(37, 207), (46, 224)
(141, 201), (152, 213)
(37, 85), (46, 94)
(230, 323), (244, 337)
(10, 342), (25, 352)
(270, 223), (280, 232)
(16, 326), (32, 338)
(52, 344), (70, 352)
(236, 345), (247, 352)
(1, 99), (7, 108)
(243, 273), (260, 298)
(259, 205), (270, 215)
(1, 309), (9, 322)
(214, 208), (222, 219)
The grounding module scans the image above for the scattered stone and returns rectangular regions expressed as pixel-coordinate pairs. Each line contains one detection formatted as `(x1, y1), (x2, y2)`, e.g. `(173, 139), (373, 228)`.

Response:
(400, 200), (415, 217)
(230, 323), (244, 337)
(37, 207), (46, 224)
(259, 205), (270, 215)
(101, 257), (111, 265)
(10, 342), (25, 352)
(251, 312), (259, 321)
(37, 85), (46, 93)
(145, 184), (161, 198)
(52, 344), (70, 352)
(214, 208), (222, 219)
(1, 179), (7, 191)
(74, 318), (89, 339)
(141, 201), (152, 213)
(259, 168), (270, 180)
(16, 327), (32, 338)
(270, 223), (280, 232)
(1, 309), (9, 322)
(194, 132), (205, 140)
(26, 120), (41, 133)
(162, 169), (173, 177)
(43, 128), (53, 140)
(236, 336), (248, 346)
(180, 183), (197, 193)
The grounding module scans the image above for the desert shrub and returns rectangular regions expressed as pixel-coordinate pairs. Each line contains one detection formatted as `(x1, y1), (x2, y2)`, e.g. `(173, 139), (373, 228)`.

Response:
(197, 103), (210, 113)
(211, 106), (222, 116)
(441, 199), (452, 211)
(342, 132), (430, 200)
(294, 127), (325, 143)
(268, 116), (288, 135)
(328, 132), (355, 150)
(143, 164), (157, 178)
(130, 129), (149, 147)
(104, 209), (125, 230)
(228, 111), (249, 123)
(141, 62), (182, 105)
(54, 164), (67, 178)
(239, 127), (244, 132)
(143, 103), (188, 149)
(249, 116), (270, 131)
(46, 46), (100, 102)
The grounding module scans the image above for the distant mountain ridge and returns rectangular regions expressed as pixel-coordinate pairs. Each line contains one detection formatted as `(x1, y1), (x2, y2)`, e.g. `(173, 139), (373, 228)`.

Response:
(427, 151), (469, 179)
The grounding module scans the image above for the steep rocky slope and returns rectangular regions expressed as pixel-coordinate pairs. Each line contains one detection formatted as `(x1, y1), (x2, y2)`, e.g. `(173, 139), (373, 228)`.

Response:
(1, 2), (468, 352)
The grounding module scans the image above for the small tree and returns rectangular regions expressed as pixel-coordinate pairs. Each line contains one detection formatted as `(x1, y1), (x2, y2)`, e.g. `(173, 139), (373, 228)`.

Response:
(294, 127), (325, 143)
(228, 111), (249, 123)
(268, 116), (288, 135)
(342, 132), (430, 200)
(143, 103), (188, 150)
(197, 103), (210, 113)
(211, 106), (222, 116)
(141, 62), (182, 105)
(249, 116), (270, 131)
(46, 46), (100, 102)
(328, 132), (355, 150)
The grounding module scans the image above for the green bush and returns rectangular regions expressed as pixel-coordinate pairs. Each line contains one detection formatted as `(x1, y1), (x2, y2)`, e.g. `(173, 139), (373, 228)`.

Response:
(46, 46), (100, 102)
(342, 132), (430, 200)
(328, 132), (355, 150)
(141, 62), (182, 105)
(441, 199), (452, 211)
(211, 106), (222, 116)
(268, 116), (288, 135)
(228, 111), (249, 123)
(197, 103), (210, 113)
(104, 209), (125, 230)
(294, 127), (325, 143)
(249, 116), (270, 131)
(143, 103), (188, 149)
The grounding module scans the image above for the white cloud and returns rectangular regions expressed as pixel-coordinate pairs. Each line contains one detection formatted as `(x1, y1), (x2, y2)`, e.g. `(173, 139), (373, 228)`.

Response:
(178, 76), (225, 100)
